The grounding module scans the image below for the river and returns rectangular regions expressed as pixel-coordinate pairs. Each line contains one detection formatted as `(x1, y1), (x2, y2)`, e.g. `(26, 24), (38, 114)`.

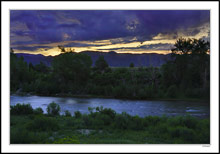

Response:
(10, 95), (210, 118)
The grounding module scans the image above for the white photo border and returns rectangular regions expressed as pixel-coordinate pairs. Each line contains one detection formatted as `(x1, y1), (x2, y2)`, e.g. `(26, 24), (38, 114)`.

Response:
(1, 1), (219, 153)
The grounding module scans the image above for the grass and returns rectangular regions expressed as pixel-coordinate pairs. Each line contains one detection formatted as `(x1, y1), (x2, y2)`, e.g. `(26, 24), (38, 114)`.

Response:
(10, 105), (210, 144)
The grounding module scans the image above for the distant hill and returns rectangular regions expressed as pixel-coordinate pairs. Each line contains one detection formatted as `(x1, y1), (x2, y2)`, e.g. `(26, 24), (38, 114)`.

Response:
(15, 51), (172, 67)
(15, 53), (53, 66)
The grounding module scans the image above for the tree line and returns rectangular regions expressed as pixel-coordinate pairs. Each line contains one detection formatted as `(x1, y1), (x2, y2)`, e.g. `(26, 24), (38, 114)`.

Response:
(10, 38), (210, 100)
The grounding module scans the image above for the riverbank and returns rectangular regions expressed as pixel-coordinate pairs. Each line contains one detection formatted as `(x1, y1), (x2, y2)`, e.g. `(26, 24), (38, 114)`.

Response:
(10, 104), (210, 144)
(11, 91), (209, 102)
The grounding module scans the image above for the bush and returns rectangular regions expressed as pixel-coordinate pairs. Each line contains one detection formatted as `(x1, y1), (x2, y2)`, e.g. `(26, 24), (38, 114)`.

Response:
(66, 118), (84, 129)
(153, 123), (169, 135)
(114, 112), (131, 130)
(130, 115), (144, 130)
(143, 116), (161, 127)
(182, 115), (198, 129)
(169, 126), (195, 142)
(99, 107), (116, 119)
(74, 111), (82, 118)
(64, 110), (71, 117)
(53, 136), (80, 144)
(27, 115), (59, 131)
(46, 102), (60, 116)
(10, 128), (47, 144)
(10, 103), (33, 115)
(33, 107), (44, 115)
(82, 115), (96, 128)
(168, 115), (197, 129)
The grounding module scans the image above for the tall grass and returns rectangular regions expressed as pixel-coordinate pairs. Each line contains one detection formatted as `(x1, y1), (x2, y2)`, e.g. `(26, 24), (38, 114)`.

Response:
(10, 103), (210, 144)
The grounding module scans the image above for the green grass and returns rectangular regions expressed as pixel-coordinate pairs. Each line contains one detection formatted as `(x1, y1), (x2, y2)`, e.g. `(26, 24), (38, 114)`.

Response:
(10, 106), (210, 144)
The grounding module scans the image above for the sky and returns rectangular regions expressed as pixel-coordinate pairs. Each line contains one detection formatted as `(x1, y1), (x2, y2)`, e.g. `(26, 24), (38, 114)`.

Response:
(10, 10), (210, 56)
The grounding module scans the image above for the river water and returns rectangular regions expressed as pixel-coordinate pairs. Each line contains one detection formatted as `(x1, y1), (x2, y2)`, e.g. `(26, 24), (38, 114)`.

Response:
(10, 95), (210, 118)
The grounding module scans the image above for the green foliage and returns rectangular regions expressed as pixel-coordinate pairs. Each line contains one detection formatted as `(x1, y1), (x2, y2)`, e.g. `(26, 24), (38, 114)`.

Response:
(53, 136), (80, 144)
(130, 115), (144, 130)
(10, 53), (36, 92)
(46, 102), (61, 116)
(34, 61), (49, 73)
(143, 116), (161, 127)
(52, 52), (92, 89)
(64, 110), (72, 117)
(114, 112), (131, 130)
(10, 127), (48, 144)
(27, 115), (59, 131)
(94, 56), (109, 72)
(74, 111), (82, 118)
(33, 107), (44, 115)
(10, 105), (210, 144)
(166, 85), (178, 98)
(169, 126), (196, 142)
(98, 106), (116, 119)
(129, 62), (134, 68)
(10, 38), (210, 100)
(10, 103), (33, 115)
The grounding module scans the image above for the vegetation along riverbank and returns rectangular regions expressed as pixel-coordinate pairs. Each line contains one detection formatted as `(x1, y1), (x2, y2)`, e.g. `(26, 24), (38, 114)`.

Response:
(10, 103), (210, 144)
(10, 38), (210, 101)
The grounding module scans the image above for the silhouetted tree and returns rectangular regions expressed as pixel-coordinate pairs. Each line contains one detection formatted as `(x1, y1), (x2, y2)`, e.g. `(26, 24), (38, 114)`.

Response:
(58, 45), (66, 53)
(52, 52), (92, 92)
(94, 56), (109, 72)
(129, 62), (134, 68)
(10, 48), (14, 53)
(171, 37), (193, 55)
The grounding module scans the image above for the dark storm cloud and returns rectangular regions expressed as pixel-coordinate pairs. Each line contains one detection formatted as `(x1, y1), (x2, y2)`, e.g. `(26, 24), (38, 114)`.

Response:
(10, 10), (210, 48)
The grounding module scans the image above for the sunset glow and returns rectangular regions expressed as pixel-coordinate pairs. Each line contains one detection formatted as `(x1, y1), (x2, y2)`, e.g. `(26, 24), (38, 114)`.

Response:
(10, 10), (210, 56)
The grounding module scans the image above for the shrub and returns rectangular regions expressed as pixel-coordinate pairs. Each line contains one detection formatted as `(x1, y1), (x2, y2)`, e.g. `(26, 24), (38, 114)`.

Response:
(130, 115), (144, 130)
(182, 115), (198, 129)
(33, 107), (44, 115)
(143, 116), (160, 127)
(53, 136), (80, 144)
(169, 126), (195, 142)
(74, 111), (82, 118)
(10, 103), (33, 115)
(46, 102), (60, 116)
(66, 118), (84, 129)
(114, 112), (131, 130)
(100, 114), (112, 126)
(153, 123), (169, 135)
(10, 128), (47, 144)
(27, 115), (59, 131)
(168, 115), (197, 129)
(82, 115), (93, 128)
(99, 107), (116, 119)
(64, 110), (71, 117)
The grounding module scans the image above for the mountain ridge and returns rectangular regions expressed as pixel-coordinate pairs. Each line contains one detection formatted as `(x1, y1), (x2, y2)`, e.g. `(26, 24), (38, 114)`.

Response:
(15, 51), (172, 67)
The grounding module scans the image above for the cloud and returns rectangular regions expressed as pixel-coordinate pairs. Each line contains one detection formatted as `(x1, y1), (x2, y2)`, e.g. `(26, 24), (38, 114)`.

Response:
(10, 10), (210, 55)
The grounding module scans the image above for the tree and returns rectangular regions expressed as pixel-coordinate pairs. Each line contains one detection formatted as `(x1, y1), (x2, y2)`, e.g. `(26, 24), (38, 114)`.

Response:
(52, 52), (92, 92)
(171, 37), (193, 55)
(46, 102), (61, 116)
(168, 37), (210, 95)
(58, 45), (66, 53)
(10, 48), (14, 53)
(129, 62), (134, 68)
(191, 39), (210, 55)
(94, 56), (109, 72)
(34, 61), (49, 73)
(171, 37), (209, 55)
(10, 53), (35, 91)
